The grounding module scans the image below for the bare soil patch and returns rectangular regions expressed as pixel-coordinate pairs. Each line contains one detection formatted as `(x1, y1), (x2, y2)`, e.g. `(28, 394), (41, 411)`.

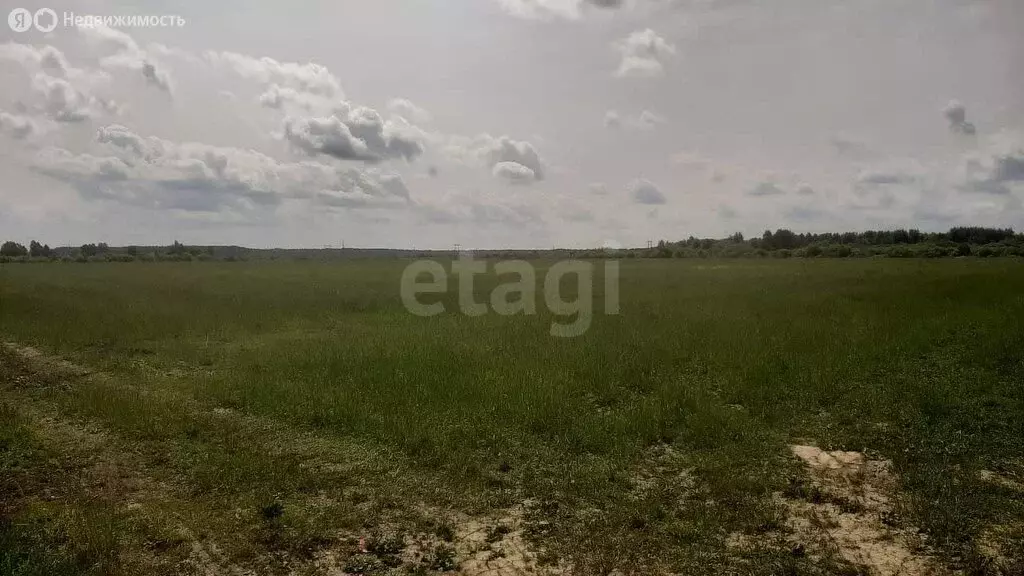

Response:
(783, 444), (946, 576)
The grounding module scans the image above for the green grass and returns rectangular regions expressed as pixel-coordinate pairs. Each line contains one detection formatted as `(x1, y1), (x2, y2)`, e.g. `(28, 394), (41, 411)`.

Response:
(1, 259), (1022, 574)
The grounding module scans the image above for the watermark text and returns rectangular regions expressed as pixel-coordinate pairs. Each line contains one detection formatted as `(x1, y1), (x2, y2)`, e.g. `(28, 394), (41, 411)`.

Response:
(8, 8), (186, 33)
(401, 254), (620, 338)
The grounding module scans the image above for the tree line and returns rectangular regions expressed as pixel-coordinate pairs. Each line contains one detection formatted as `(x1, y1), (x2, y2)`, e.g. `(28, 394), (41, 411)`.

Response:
(629, 227), (1024, 259)
(2, 227), (1023, 263)
(0, 240), (224, 263)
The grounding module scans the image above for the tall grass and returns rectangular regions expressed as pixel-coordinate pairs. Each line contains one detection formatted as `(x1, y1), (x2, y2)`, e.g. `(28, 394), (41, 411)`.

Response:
(1, 258), (1022, 572)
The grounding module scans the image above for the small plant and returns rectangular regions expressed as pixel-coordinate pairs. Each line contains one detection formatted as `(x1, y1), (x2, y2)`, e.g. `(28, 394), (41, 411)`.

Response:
(434, 522), (455, 543)
(426, 544), (457, 571)
(260, 501), (284, 522)
(484, 524), (510, 543)
(367, 531), (405, 556)
(343, 553), (383, 574)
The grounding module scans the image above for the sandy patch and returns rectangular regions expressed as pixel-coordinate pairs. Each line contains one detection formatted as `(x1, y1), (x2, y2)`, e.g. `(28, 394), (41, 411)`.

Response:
(978, 469), (1024, 493)
(311, 504), (566, 575)
(783, 445), (946, 576)
(1, 341), (93, 380)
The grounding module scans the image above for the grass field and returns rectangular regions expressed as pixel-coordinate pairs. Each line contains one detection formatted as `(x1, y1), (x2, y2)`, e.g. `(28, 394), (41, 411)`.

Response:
(1, 259), (1023, 575)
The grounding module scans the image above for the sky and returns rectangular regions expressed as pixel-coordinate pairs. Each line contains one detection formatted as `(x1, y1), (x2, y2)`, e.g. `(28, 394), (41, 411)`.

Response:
(0, 0), (1022, 249)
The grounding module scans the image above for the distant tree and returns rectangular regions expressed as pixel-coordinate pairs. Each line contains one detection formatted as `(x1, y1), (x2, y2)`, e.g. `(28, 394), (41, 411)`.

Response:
(28, 240), (53, 257)
(80, 243), (98, 257)
(956, 243), (972, 257)
(773, 229), (797, 249)
(1, 241), (28, 257)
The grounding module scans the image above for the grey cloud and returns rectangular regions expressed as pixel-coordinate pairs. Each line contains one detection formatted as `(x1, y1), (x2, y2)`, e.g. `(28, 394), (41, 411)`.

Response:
(493, 161), (537, 184)
(787, 207), (827, 222)
(0, 43), (69, 77)
(315, 173), (410, 208)
(34, 126), (409, 213)
(32, 74), (95, 122)
(959, 137), (1024, 195)
(142, 61), (172, 93)
(856, 168), (915, 186)
(944, 100), (976, 136)
(283, 109), (424, 163)
(0, 110), (39, 139)
(284, 116), (373, 162)
(630, 179), (667, 204)
(419, 196), (541, 226)
(1, 43), (117, 121)
(376, 174), (411, 199)
(747, 181), (786, 196)
(830, 134), (873, 159)
(559, 204), (594, 222)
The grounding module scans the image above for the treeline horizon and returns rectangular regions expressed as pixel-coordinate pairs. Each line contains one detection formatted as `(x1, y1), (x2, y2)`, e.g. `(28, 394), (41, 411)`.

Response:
(2, 226), (1024, 262)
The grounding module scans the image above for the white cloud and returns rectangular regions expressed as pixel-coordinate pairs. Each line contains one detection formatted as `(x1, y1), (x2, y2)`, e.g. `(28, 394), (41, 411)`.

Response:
(444, 134), (546, 182)
(493, 161), (537, 184)
(496, 0), (623, 20)
(0, 43), (70, 77)
(205, 51), (342, 98)
(32, 74), (103, 122)
(614, 29), (676, 78)
(81, 26), (174, 94)
(387, 98), (433, 124)
(605, 109), (665, 130)
(0, 42), (118, 122)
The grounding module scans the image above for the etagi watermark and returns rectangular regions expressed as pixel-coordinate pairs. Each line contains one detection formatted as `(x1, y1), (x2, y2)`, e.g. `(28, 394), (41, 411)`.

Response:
(8, 8), (186, 33)
(400, 254), (620, 338)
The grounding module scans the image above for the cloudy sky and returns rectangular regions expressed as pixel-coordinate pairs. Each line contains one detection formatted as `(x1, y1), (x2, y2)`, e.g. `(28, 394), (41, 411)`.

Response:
(0, 0), (1021, 249)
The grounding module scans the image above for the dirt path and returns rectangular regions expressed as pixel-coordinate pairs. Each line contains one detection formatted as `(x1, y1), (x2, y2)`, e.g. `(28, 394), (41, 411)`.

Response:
(1, 342), (568, 576)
